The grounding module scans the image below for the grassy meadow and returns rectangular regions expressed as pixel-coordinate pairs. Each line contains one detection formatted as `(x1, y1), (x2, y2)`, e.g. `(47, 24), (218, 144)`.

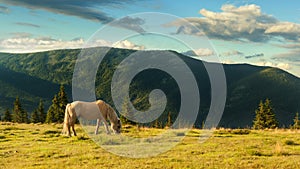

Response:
(0, 122), (300, 169)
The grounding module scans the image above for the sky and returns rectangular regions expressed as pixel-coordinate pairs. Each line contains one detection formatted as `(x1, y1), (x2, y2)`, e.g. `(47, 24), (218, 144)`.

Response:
(0, 0), (300, 77)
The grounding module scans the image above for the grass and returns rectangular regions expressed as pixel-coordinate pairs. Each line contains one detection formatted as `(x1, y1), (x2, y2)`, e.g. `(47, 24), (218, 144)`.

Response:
(0, 122), (300, 169)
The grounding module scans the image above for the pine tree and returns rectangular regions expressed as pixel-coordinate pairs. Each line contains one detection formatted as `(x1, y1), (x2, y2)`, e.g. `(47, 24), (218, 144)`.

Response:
(166, 112), (172, 128)
(57, 84), (68, 123)
(46, 85), (69, 124)
(263, 99), (278, 129)
(30, 109), (39, 123)
(3, 109), (12, 122)
(154, 119), (159, 128)
(22, 111), (29, 123)
(253, 101), (265, 129)
(253, 98), (278, 129)
(13, 97), (28, 123)
(293, 112), (300, 129)
(46, 95), (59, 123)
(45, 109), (55, 123)
(37, 100), (45, 123)
(58, 85), (68, 107)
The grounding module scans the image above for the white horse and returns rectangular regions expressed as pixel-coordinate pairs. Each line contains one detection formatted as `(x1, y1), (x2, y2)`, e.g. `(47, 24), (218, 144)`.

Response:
(62, 100), (121, 137)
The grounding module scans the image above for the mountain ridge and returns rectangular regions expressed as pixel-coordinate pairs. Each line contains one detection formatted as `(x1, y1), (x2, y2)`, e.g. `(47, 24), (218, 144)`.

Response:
(0, 48), (299, 128)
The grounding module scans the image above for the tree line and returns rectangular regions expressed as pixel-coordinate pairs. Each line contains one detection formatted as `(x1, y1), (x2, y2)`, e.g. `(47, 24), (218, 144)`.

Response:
(1, 85), (68, 124)
(120, 97), (300, 129)
(1, 90), (300, 129)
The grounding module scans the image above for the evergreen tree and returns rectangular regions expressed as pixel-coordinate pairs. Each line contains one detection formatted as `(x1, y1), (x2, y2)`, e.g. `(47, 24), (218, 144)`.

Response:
(253, 101), (265, 129)
(22, 111), (29, 123)
(46, 95), (59, 123)
(46, 85), (68, 124)
(37, 100), (45, 123)
(45, 109), (55, 123)
(154, 119), (159, 128)
(13, 97), (22, 123)
(263, 99), (278, 129)
(3, 109), (12, 122)
(293, 112), (300, 129)
(13, 97), (28, 123)
(253, 98), (278, 129)
(58, 84), (68, 107)
(57, 84), (68, 123)
(30, 109), (39, 123)
(166, 112), (172, 127)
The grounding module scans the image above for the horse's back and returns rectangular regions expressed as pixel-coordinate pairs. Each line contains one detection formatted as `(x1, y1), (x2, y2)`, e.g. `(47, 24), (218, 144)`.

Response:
(71, 101), (102, 120)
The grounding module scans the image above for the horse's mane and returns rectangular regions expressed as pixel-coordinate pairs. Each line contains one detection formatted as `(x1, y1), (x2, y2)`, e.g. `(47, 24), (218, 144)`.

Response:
(104, 102), (119, 124)
(96, 100), (119, 124)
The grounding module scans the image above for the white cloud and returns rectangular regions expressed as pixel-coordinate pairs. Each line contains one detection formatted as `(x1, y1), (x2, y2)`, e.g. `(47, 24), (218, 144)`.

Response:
(266, 22), (300, 34)
(255, 61), (291, 70)
(221, 59), (291, 71)
(0, 37), (86, 53)
(272, 49), (300, 63)
(220, 50), (244, 56)
(113, 40), (145, 50)
(169, 4), (300, 42)
(221, 60), (236, 64)
(0, 35), (145, 53)
(182, 48), (214, 57)
(85, 39), (113, 48)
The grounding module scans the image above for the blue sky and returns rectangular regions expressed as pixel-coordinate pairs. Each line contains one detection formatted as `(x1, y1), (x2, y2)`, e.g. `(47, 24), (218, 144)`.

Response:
(0, 0), (300, 76)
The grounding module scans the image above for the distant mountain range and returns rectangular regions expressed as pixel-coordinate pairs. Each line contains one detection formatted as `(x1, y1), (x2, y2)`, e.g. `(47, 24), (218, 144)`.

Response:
(0, 48), (299, 128)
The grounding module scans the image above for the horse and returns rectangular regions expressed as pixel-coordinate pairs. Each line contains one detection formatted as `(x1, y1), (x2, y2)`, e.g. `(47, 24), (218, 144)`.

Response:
(62, 100), (121, 137)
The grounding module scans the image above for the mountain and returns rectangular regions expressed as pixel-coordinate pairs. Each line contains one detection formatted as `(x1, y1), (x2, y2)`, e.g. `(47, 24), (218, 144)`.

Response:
(0, 48), (299, 128)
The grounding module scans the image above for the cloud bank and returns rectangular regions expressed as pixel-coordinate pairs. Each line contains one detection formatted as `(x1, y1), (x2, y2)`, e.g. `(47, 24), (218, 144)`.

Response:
(256, 61), (290, 70)
(182, 48), (215, 57)
(113, 40), (145, 50)
(220, 50), (244, 57)
(0, 35), (144, 53)
(0, 36), (85, 53)
(170, 4), (300, 42)
(1, 0), (141, 23)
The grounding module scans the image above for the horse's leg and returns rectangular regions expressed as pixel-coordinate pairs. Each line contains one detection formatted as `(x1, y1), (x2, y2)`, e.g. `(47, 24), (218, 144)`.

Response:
(102, 120), (111, 135)
(67, 124), (71, 137)
(72, 124), (77, 136)
(61, 123), (65, 135)
(95, 119), (101, 135)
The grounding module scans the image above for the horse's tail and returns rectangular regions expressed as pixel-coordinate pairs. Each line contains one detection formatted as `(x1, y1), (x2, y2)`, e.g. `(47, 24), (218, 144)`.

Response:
(62, 103), (71, 134)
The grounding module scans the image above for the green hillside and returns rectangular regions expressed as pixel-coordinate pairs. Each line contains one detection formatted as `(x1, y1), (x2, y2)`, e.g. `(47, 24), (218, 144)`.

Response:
(0, 48), (299, 128)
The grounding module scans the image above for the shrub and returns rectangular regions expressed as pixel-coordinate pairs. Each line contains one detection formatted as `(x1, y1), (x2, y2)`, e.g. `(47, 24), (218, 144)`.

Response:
(284, 140), (298, 145)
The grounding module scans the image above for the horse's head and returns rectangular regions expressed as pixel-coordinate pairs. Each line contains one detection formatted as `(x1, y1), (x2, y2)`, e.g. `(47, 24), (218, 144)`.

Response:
(111, 119), (121, 134)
